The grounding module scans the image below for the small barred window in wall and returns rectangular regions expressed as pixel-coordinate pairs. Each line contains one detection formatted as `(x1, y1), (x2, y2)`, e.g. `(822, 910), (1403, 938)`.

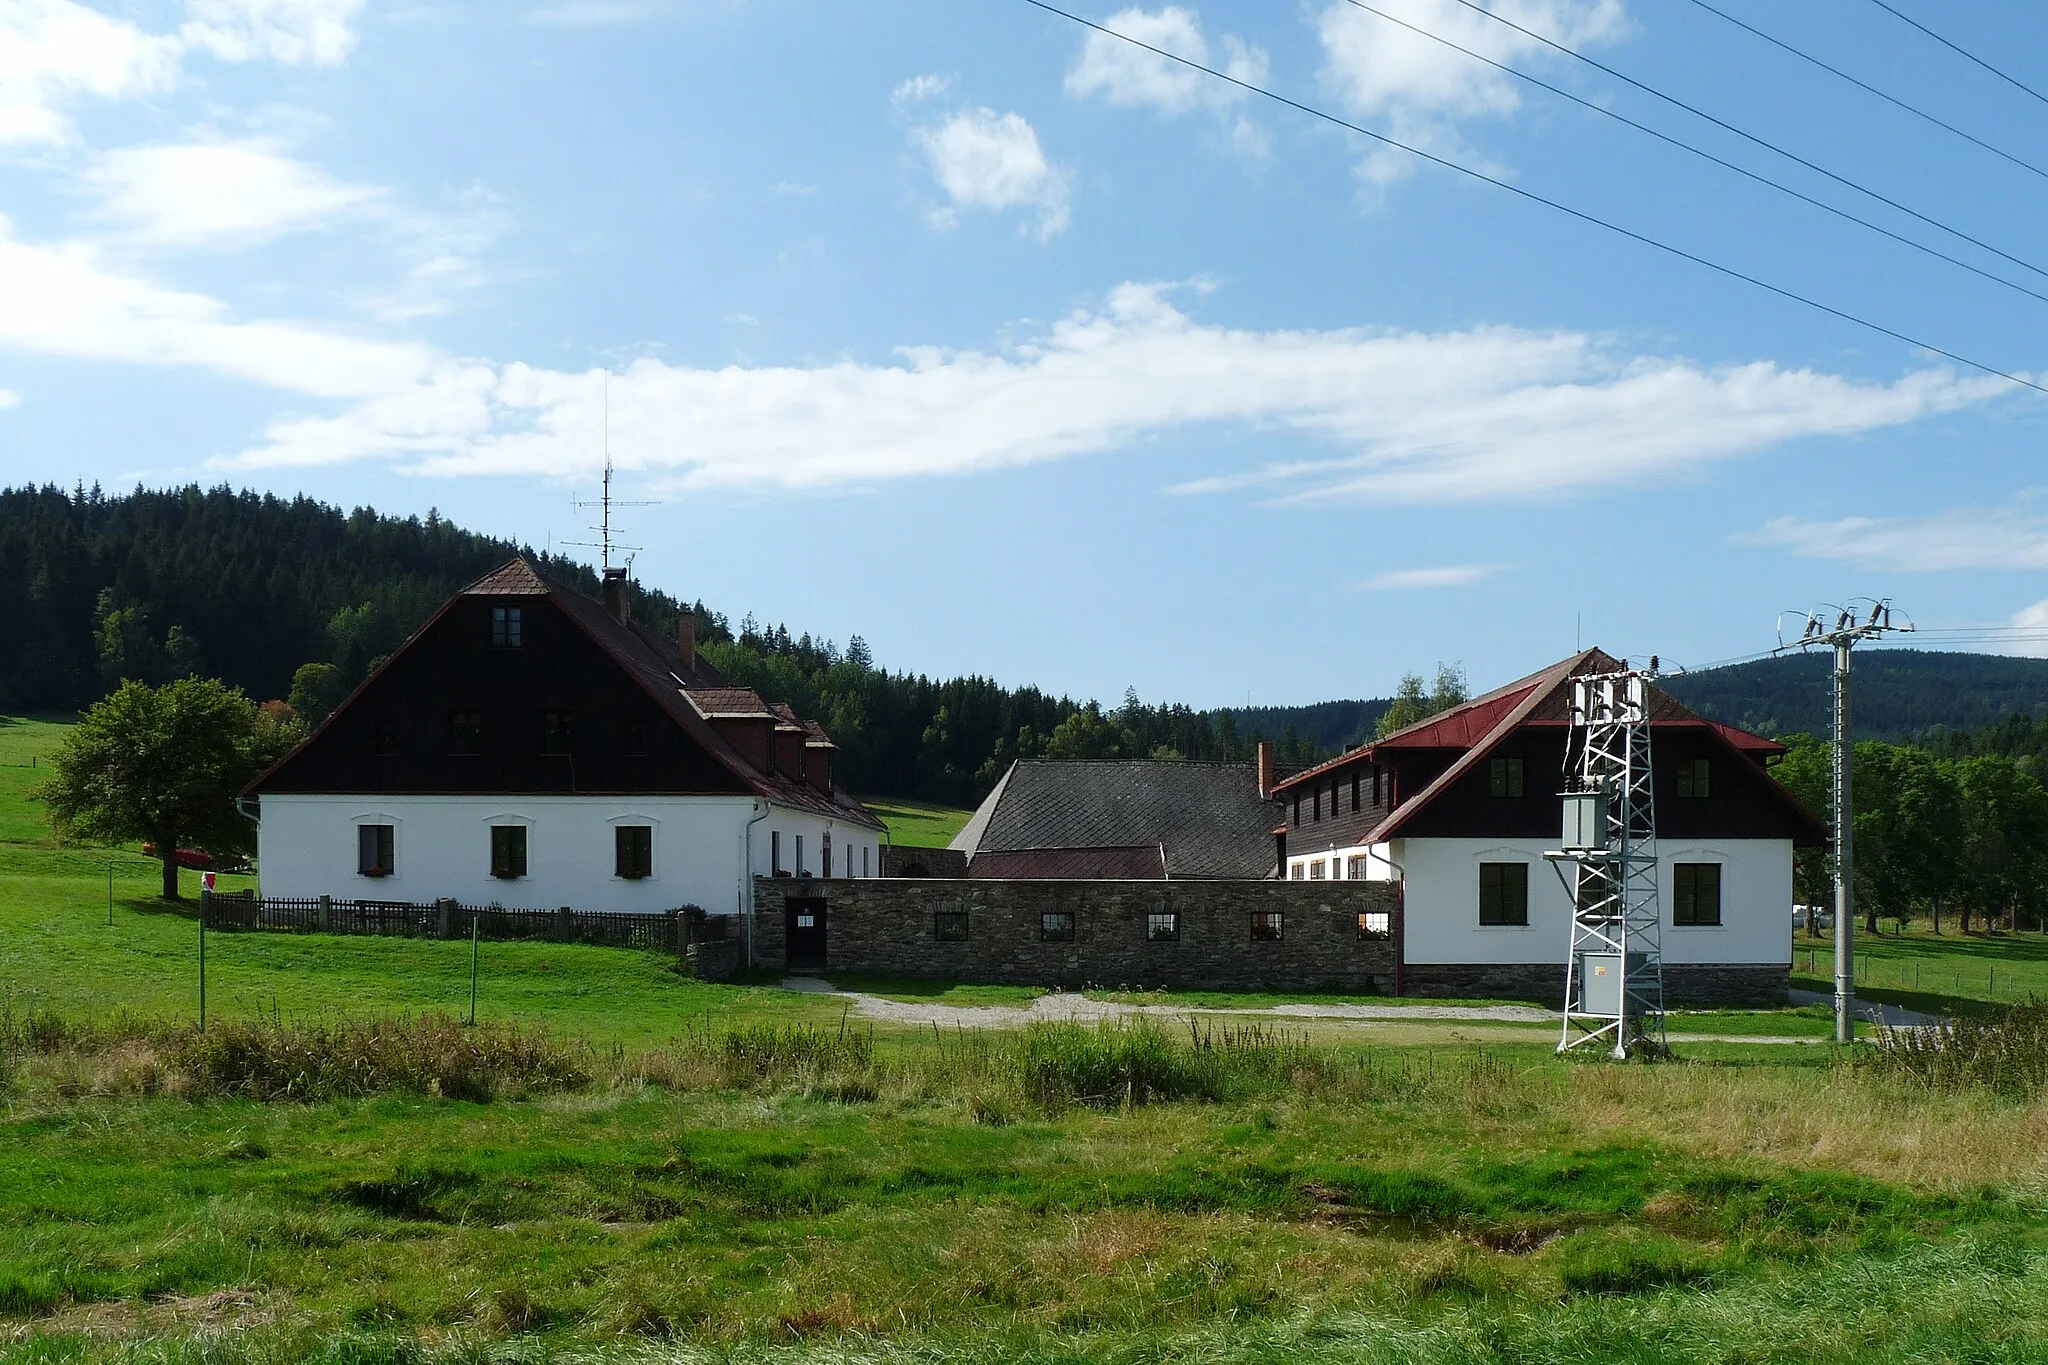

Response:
(1146, 911), (1178, 942)
(616, 825), (652, 880)
(934, 911), (969, 941)
(1674, 862), (1722, 925)
(1358, 911), (1391, 939)
(1478, 862), (1529, 926)
(1250, 911), (1284, 942)
(491, 605), (522, 648)
(491, 825), (527, 880)
(448, 711), (484, 755)
(1041, 911), (1076, 942)
(358, 824), (394, 877)
(1490, 757), (1525, 798)
(1308, 859), (1325, 881)
(1676, 758), (1711, 799)
(542, 710), (572, 755)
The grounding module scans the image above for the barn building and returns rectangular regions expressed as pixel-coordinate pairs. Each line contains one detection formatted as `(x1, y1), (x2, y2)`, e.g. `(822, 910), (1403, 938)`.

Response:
(244, 558), (883, 931)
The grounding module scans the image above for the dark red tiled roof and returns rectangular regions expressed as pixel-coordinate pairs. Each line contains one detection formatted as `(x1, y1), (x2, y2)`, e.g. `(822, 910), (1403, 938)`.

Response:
(685, 688), (774, 718)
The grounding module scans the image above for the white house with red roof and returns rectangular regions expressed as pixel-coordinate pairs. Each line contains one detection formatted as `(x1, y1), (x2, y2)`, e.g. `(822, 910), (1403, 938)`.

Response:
(1270, 649), (1827, 1003)
(245, 560), (884, 935)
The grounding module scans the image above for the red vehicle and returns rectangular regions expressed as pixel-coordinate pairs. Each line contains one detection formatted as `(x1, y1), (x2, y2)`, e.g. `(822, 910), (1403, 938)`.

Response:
(140, 844), (250, 874)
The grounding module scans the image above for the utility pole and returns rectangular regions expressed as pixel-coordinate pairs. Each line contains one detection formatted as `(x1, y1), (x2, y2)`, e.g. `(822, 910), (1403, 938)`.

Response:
(1778, 601), (1912, 1045)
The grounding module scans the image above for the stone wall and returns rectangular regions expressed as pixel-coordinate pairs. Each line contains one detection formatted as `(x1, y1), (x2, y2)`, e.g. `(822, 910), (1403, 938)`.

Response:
(1399, 962), (1787, 1007)
(753, 878), (1400, 993)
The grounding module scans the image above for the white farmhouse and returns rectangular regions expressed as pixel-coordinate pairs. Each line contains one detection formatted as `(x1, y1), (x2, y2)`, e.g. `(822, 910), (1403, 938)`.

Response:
(245, 559), (883, 939)
(1271, 649), (1827, 1003)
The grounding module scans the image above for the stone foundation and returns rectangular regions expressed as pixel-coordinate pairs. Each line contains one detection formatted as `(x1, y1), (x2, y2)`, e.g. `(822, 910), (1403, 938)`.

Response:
(684, 938), (741, 982)
(1400, 962), (1788, 1007)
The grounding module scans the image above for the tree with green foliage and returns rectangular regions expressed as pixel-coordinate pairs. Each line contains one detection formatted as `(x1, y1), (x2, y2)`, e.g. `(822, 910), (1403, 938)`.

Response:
(287, 662), (347, 729)
(36, 677), (268, 899)
(1375, 663), (1469, 738)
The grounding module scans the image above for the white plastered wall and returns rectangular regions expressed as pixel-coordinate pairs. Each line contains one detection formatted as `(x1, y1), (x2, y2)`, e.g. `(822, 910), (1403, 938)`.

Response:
(1286, 842), (1399, 881)
(753, 804), (882, 882)
(1393, 836), (1793, 966)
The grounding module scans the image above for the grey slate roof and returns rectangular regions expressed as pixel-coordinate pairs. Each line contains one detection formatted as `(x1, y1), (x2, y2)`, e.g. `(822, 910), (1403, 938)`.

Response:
(951, 760), (1279, 879)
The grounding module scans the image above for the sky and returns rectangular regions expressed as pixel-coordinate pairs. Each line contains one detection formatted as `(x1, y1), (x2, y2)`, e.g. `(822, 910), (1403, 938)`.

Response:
(2, 0), (2047, 709)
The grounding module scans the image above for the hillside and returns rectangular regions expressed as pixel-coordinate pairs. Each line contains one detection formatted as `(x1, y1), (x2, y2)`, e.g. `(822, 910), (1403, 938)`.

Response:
(1664, 649), (2048, 741)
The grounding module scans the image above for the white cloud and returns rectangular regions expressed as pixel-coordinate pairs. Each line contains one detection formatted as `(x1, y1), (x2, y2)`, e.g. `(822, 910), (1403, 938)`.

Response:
(79, 140), (385, 248)
(176, 282), (2006, 504)
(1066, 7), (1267, 115)
(912, 107), (1070, 240)
(1744, 498), (2048, 572)
(180, 0), (363, 66)
(0, 388), (19, 409)
(1361, 563), (1506, 589)
(2013, 599), (2048, 657)
(891, 73), (953, 106)
(1315, 0), (1626, 187)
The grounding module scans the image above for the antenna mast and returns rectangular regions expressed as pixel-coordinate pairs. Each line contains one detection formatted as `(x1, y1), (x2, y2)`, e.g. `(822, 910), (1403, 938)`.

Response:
(566, 370), (654, 572)
(1775, 599), (1912, 1044)
(1547, 661), (1668, 1059)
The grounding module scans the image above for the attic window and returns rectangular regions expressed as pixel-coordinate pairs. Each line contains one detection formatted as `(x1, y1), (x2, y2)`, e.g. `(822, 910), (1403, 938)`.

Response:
(621, 719), (647, 757)
(542, 710), (572, 755)
(1676, 758), (1710, 799)
(448, 711), (484, 755)
(372, 719), (399, 756)
(1490, 757), (1525, 798)
(491, 606), (523, 649)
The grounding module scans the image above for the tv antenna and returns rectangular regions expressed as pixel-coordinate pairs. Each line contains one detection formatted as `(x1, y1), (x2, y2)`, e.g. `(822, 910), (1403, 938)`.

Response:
(565, 370), (655, 572)
(1774, 598), (1913, 1045)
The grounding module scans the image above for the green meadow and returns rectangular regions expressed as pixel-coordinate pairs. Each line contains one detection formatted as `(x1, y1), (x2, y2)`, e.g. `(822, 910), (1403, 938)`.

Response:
(4, 716), (2048, 1362)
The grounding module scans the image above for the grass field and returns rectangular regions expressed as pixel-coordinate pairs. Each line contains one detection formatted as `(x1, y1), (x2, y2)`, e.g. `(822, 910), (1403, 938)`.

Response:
(9, 716), (2048, 1360)
(1790, 924), (2048, 1016)
(862, 796), (973, 850)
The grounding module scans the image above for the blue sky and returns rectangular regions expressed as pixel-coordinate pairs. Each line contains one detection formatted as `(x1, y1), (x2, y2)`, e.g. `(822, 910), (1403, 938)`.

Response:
(3, 0), (2046, 708)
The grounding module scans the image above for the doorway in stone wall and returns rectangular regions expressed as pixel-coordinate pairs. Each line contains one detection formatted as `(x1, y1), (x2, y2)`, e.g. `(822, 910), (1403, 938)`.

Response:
(785, 896), (828, 970)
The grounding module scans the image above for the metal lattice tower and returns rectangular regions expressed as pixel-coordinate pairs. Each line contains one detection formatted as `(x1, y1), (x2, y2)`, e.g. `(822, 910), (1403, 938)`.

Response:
(1548, 669), (1667, 1058)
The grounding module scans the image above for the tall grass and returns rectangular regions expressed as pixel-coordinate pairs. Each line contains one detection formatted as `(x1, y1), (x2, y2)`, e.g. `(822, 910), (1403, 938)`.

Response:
(1867, 997), (2048, 1098)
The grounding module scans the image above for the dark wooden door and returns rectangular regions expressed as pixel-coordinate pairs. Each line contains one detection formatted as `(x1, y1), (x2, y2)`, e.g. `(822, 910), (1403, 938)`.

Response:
(785, 896), (828, 970)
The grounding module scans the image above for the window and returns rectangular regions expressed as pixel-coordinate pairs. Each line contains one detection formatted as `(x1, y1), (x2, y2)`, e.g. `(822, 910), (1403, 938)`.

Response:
(1479, 862), (1529, 926)
(1674, 862), (1722, 926)
(1347, 855), (1370, 880)
(621, 719), (648, 757)
(1373, 768), (1382, 806)
(357, 824), (394, 877)
(1358, 910), (1391, 939)
(372, 719), (399, 756)
(1041, 911), (1076, 942)
(1290, 863), (1305, 881)
(770, 830), (782, 875)
(796, 834), (806, 877)
(1312, 789), (1321, 822)
(491, 605), (523, 648)
(1250, 911), (1284, 942)
(1146, 911), (1179, 942)
(1308, 859), (1325, 881)
(1292, 796), (1301, 827)
(615, 825), (652, 880)
(448, 711), (484, 755)
(1676, 758), (1711, 799)
(822, 833), (833, 879)
(490, 825), (527, 879)
(863, 846), (870, 878)
(935, 911), (970, 941)
(1490, 757), (1526, 798)
(542, 710), (572, 755)
(1352, 775), (1361, 812)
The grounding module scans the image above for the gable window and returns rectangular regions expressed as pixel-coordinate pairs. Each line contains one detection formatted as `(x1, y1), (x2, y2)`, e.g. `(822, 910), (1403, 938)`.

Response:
(615, 825), (652, 880)
(1250, 911), (1284, 942)
(541, 710), (573, 755)
(448, 711), (484, 755)
(1352, 775), (1361, 812)
(935, 911), (970, 941)
(1292, 796), (1301, 827)
(1146, 911), (1179, 942)
(372, 719), (399, 757)
(620, 719), (648, 757)
(1358, 910), (1391, 939)
(1041, 911), (1076, 942)
(1490, 757), (1526, 799)
(490, 825), (527, 879)
(1479, 862), (1529, 926)
(357, 824), (394, 878)
(1676, 758), (1711, 799)
(1674, 862), (1722, 926)
(1312, 789), (1321, 822)
(491, 605), (523, 648)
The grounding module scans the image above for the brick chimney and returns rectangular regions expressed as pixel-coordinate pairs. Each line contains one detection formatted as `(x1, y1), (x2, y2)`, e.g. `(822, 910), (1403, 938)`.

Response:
(678, 608), (697, 673)
(1256, 741), (1275, 799)
(601, 568), (629, 624)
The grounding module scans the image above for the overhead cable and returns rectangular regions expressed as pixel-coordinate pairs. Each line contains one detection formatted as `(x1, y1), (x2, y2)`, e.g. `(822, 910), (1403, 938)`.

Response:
(1435, 0), (2048, 284)
(1340, 0), (2048, 309)
(1675, 0), (2048, 183)
(1016, 0), (2048, 399)
(1859, 0), (2048, 111)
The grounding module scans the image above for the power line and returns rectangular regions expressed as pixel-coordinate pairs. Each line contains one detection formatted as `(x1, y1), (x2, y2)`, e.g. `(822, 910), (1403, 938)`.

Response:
(1675, 0), (2048, 183)
(1436, 0), (2048, 284)
(1016, 0), (2048, 399)
(1859, 0), (2048, 111)
(1338, 0), (2048, 309)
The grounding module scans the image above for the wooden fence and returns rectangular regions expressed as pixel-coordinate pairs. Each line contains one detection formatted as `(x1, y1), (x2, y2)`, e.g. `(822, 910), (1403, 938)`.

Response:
(197, 890), (726, 953)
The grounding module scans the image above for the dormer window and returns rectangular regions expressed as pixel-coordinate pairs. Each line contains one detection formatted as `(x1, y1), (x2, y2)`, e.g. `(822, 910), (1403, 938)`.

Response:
(492, 606), (523, 648)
